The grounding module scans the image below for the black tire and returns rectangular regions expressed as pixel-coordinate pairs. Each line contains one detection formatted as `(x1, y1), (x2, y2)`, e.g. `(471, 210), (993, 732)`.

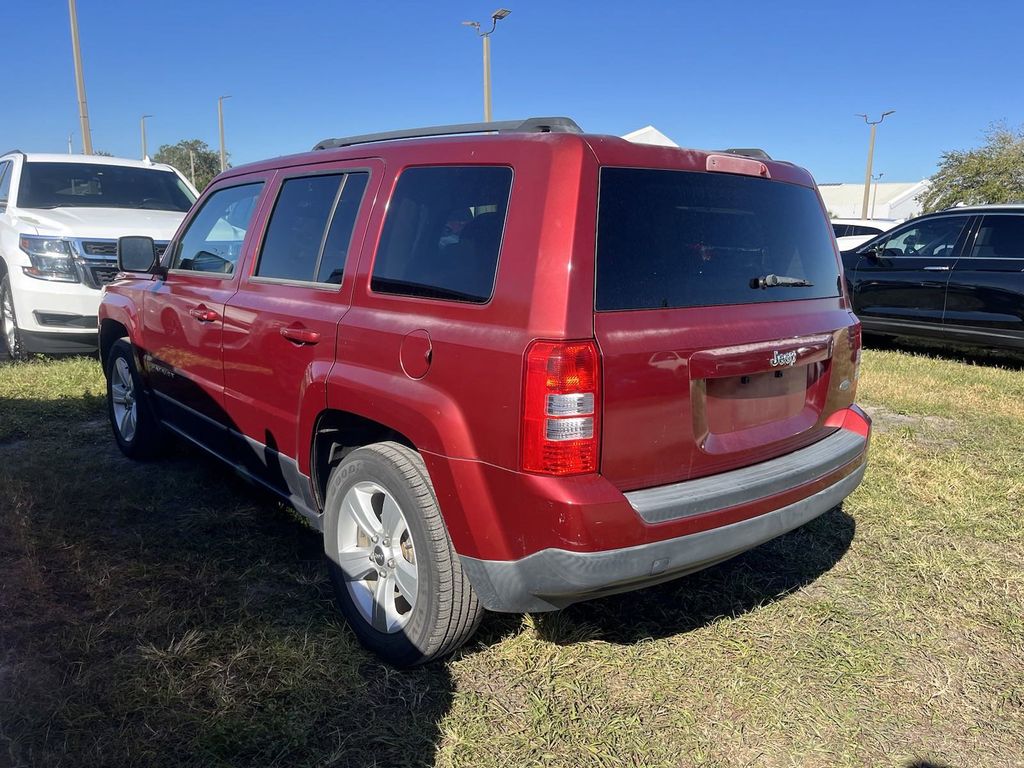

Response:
(323, 441), (483, 667)
(105, 338), (163, 459)
(1, 273), (30, 361)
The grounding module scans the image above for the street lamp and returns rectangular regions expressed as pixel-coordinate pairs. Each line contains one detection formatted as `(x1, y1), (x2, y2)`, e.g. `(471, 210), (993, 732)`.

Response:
(67, 0), (93, 154)
(140, 114), (152, 160)
(218, 95), (231, 172)
(870, 172), (884, 219)
(856, 110), (894, 219)
(462, 8), (511, 122)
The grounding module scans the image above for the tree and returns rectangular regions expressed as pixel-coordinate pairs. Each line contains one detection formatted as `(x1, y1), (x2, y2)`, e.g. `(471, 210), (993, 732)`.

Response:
(152, 139), (226, 191)
(920, 123), (1024, 212)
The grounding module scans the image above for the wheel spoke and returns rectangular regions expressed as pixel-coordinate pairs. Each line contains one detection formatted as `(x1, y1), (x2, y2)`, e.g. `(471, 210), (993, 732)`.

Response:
(334, 548), (375, 580)
(119, 406), (133, 438)
(371, 572), (397, 632)
(393, 556), (417, 606)
(110, 383), (129, 405)
(116, 360), (133, 392)
(381, 495), (404, 540)
(124, 407), (137, 440)
(342, 486), (383, 540)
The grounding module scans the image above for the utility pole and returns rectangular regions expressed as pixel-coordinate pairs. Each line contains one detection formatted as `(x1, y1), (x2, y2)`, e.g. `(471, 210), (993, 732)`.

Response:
(856, 110), (894, 219)
(218, 95), (231, 172)
(462, 9), (511, 122)
(870, 172), (884, 219)
(140, 114), (152, 160)
(68, 0), (93, 154)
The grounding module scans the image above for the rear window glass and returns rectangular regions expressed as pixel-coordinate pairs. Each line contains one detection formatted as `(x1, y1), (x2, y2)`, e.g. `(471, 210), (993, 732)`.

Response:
(18, 161), (195, 212)
(371, 166), (512, 303)
(596, 168), (841, 311)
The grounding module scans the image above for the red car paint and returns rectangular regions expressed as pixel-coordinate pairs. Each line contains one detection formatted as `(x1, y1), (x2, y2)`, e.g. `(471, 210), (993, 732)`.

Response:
(100, 130), (869, 568)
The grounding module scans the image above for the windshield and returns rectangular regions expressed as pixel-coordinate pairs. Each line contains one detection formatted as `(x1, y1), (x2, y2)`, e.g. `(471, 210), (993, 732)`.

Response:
(17, 162), (196, 212)
(596, 168), (841, 310)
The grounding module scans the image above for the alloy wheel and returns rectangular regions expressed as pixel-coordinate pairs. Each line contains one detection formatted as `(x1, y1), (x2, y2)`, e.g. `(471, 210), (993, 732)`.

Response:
(110, 357), (138, 443)
(331, 480), (419, 633)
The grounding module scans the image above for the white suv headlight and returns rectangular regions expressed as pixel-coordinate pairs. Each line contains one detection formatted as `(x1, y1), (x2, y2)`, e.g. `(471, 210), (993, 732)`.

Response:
(18, 235), (79, 283)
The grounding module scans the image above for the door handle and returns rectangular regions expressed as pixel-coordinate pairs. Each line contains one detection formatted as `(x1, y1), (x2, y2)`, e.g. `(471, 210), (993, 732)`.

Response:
(280, 325), (320, 345)
(189, 306), (220, 322)
(923, 265), (951, 272)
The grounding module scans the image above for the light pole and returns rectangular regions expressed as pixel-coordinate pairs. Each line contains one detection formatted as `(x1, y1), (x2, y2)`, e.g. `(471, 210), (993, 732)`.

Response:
(462, 9), (511, 122)
(140, 114), (152, 160)
(67, 0), (93, 154)
(67, 134), (74, 154)
(870, 172), (884, 219)
(218, 95), (231, 172)
(856, 110), (894, 219)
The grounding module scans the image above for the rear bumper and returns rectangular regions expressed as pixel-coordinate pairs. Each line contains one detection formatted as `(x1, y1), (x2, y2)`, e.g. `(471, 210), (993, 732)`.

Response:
(461, 461), (865, 612)
(456, 409), (870, 612)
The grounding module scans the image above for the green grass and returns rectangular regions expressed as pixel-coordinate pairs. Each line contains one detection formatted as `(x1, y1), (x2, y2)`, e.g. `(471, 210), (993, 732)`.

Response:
(1, 348), (1022, 767)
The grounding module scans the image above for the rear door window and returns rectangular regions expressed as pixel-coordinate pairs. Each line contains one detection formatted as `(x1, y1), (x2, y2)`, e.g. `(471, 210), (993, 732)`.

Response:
(371, 166), (512, 303)
(968, 215), (1024, 260)
(254, 171), (369, 284)
(597, 168), (841, 311)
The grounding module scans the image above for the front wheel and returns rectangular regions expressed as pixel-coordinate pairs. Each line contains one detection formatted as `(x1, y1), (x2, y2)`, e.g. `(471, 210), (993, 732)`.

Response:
(322, 442), (483, 667)
(1, 274), (30, 361)
(106, 338), (163, 459)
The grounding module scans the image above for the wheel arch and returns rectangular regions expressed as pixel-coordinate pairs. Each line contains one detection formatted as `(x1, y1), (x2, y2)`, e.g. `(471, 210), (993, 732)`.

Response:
(99, 318), (130, 370)
(310, 409), (416, 511)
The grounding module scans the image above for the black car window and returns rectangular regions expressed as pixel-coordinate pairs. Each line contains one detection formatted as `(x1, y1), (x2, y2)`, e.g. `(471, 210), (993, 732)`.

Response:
(597, 168), (841, 310)
(849, 225), (883, 236)
(257, 174), (342, 282)
(969, 215), (1024, 260)
(874, 217), (969, 259)
(317, 173), (369, 284)
(17, 161), (195, 211)
(832, 224), (849, 237)
(371, 166), (512, 303)
(172, 183), (263, 275)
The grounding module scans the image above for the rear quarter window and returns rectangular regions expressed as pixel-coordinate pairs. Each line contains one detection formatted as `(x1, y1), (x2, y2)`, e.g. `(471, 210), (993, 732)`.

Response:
(596, 168), (841, 311)
(371, 166), (512, 303)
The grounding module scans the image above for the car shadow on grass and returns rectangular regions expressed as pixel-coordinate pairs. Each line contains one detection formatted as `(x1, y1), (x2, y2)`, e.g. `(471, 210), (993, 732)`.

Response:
(0, 399), (455, 768)
(865, 332), (1024, 370)
(521, 506), (855, 647)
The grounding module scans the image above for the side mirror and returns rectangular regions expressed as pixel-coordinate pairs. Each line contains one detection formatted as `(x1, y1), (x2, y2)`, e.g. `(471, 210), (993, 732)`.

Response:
(117, 236), (158, 273)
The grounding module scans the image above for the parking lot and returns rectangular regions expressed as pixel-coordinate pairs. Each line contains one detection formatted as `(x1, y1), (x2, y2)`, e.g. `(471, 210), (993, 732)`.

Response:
(1, 344), (1021, 767)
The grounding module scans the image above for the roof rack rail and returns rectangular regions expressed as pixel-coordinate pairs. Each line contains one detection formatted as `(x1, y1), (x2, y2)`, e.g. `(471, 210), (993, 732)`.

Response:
(720, 148), (772, 161)
(313, 116), (583, 151)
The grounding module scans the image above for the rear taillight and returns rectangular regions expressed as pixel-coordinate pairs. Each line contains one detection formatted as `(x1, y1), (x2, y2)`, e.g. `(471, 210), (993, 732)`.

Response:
(522, 340), (600, 475)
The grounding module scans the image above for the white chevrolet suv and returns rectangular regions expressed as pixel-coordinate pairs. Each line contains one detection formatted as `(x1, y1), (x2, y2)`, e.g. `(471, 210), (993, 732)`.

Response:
(0, 151), (197, 359)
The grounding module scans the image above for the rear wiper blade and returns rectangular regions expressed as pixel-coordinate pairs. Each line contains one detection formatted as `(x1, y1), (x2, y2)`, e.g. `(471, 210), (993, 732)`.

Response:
(750, 273), (813, 289)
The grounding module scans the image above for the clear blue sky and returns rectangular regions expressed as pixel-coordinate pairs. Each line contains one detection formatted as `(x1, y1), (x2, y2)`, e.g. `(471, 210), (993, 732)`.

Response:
(3, 1), (1022, 183)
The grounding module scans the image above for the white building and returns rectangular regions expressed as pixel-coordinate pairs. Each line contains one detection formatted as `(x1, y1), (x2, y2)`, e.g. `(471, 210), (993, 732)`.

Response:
(816, 181), (931, 220)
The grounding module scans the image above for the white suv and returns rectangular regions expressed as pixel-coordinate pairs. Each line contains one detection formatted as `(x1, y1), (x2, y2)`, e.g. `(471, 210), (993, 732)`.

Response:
(0, 152), (197, 359)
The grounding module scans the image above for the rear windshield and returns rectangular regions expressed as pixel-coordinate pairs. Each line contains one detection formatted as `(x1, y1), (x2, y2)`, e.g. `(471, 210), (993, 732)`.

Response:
(17, 162), (196, 212)
(596, 168), (840, 311)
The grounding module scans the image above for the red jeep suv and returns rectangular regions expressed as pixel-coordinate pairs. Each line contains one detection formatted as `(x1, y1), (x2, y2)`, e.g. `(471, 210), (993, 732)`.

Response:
(99, 117), (870, 666)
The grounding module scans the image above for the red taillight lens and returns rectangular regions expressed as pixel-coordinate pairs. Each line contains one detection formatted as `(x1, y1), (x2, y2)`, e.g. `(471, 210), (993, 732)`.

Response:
(522, 340), (601, 475)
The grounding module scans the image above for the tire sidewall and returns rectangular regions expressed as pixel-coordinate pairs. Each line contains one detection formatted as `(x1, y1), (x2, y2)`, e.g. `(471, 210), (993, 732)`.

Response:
(1, 274), (28, 361)
(323, 447), (442, 667)
(106, 339), (154, 458)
